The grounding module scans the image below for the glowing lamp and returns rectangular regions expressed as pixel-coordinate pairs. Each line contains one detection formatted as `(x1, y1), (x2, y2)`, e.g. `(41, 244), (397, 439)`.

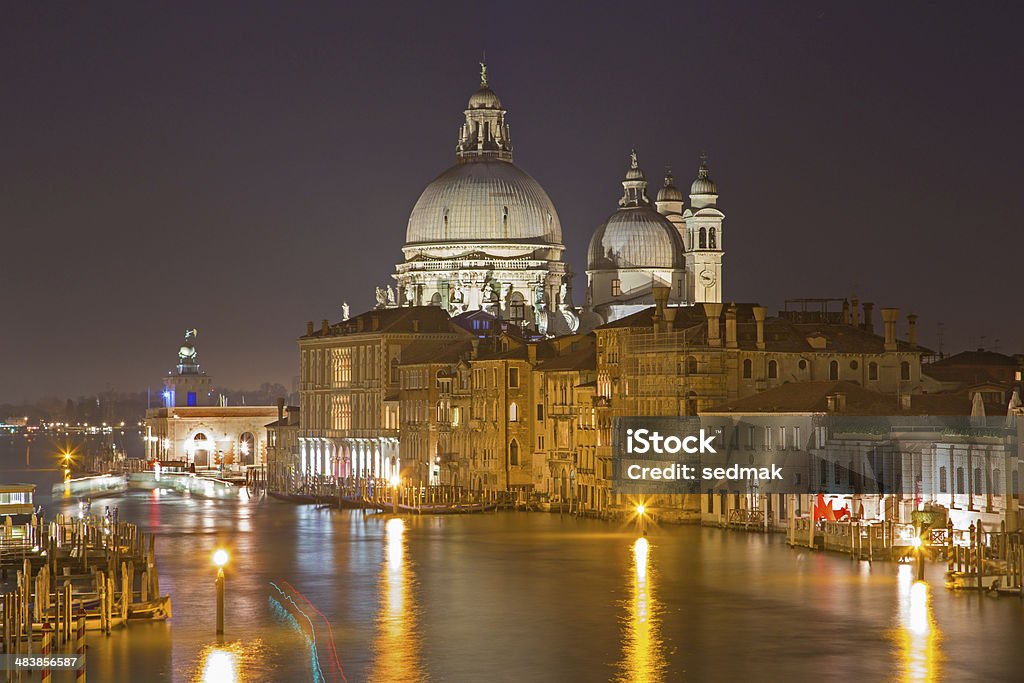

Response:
(636, 504), (646, 516)
(213, 549), (229, 568)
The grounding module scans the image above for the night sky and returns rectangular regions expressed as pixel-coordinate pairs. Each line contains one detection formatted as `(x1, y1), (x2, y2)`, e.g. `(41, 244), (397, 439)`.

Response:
(3, 2), (1022, 402)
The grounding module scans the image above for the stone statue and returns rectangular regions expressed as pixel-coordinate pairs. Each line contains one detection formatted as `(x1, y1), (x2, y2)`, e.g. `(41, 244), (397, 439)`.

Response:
(375, 286), (387, 308)
(341, 302), (350, 321)
(386, 285), (396, 306)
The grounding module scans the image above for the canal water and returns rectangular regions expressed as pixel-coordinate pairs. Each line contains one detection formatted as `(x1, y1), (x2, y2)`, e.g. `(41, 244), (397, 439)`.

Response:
(4, 466), (1024, 681)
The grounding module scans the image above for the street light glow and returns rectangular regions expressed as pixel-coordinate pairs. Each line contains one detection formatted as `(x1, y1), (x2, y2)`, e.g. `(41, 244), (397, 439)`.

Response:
(911, 537), (923, 549)
(213, 549), (229, 568)
(636, 504), (645, 516)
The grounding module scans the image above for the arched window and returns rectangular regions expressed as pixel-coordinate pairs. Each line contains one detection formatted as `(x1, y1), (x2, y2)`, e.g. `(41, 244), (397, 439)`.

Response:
(699, 227), (707, 249)
(509, 440), (519, 466)
(974, 468), (983, 495)
(939, 466), (948, 493)
(900, 361), (911, 381)
(868, 362), (878, 381)
(956, 467), (965, 494)
(742, 359), (752, 379)
(819, 459), (828, 485)
(430, 292), (442, 306)
(509, 292), (526, 321)
(767, 360), (778, 379)
(509, 402), (519, 422)
(686, 356), (698, 374)
(239, 432), (255, 466)
(829, 360), (839, 380)
(709, 227), (717, 249)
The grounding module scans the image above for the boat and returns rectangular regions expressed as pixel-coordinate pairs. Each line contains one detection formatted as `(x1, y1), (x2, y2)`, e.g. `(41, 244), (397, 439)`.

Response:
(127, 595), (172, 621)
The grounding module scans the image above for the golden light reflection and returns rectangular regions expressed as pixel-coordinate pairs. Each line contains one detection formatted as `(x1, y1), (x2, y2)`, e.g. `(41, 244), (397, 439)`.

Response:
(191, 640), (263, 683)
(892, 565), (942, 682)
(615, 537), (666, 683)
(370, 517), (423, 683)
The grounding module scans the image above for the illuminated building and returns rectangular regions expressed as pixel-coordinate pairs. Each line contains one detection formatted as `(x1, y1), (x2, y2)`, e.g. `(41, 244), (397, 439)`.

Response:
(144, 330), (277, 469)
(384, 63), (578, 337)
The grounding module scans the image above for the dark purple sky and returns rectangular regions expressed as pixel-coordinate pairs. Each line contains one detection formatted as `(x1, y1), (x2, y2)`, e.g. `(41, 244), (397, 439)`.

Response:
(3, 2), (1022, 402)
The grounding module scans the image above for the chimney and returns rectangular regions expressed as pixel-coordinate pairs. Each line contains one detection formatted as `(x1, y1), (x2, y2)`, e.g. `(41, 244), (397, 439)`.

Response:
(836, 392), (847, 412)
(371, 314), (380, 331)
(725, 304), (738, 349)
(663, 306), (678, 332)
(842, 299), (851, 325)
(863, 302), (875, 334)
(356, 317), (365, 332)
(703, 303), (724, 347)
(880, 307), (899, 351)
(907, 313), (918, 346)
(321, 319), (330, 334)
(412, 319), (420, 333)
(752, 306), (767, 350)
(306, 321), (314, 336)
(276, 397), (285, 423)
(527, 344), (537, 363)
(652, 285), (670, 331)
(826, 394), (837, 412)
(470, 338), (480, 359)
(851, 297), (860, 327)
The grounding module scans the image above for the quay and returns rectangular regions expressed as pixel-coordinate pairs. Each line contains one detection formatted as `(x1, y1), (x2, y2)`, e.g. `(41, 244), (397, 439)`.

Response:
(1, 485), (171, 678)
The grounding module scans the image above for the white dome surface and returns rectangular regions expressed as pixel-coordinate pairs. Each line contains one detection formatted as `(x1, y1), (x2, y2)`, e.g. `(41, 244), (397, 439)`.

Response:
(405, 160), (562, 245)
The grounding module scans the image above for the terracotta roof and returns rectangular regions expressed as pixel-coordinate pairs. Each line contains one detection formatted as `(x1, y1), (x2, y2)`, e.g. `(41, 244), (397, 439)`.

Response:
(301, 306), (459, 339)
(536, 347), (597, 372)
(598, 304), (930, 354)
(705, 381), (1007, 417)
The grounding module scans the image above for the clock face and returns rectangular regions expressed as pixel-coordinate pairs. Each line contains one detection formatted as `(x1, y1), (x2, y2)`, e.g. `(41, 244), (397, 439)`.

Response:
(699, 270), (716, 287)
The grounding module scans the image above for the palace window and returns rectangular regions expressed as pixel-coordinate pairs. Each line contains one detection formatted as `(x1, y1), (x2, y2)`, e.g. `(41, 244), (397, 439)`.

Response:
(508, 367), (520, 388)
(868, 362), (878, 381)
(829, 360), (839, 380)
(509, 440), (519, 466)
(900, 361), (911, 381)
(939, 466), (947, 493)
(767, 359), (778, 379)
(699, 227), (707, 249)
(509, 293), (526, 321)
(509, 402), (519, 422)
(974, 468), (983, 495)
(709, 227), (717, 249)
(742, 359), (752, 379)
(611, 278), (621, 296)
(956, 467), (965, 494)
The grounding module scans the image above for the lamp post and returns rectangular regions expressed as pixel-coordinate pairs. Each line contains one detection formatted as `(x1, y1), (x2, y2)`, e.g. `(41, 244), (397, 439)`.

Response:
(213, 549), (229, 635)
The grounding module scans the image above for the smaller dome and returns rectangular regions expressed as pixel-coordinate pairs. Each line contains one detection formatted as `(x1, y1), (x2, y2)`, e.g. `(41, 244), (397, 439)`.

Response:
(588, 208), (685, 270)
(468, 87), (502, 109)
(690, 156), (718, 195)
(657, 170), (683, 202)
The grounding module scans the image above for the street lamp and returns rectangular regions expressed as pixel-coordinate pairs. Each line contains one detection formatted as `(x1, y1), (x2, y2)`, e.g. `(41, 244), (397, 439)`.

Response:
(635, 504), (647, 535)
(213, 549), (229, 635)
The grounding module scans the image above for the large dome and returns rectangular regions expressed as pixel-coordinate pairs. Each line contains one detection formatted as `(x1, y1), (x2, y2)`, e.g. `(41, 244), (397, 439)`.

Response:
(588, 206), (684, 270)
(405, 160), (563, 245)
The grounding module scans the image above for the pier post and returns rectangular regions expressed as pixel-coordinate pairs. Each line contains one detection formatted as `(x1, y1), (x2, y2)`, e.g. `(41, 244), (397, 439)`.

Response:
(40, 622), (52, 683)
(75, 612), (86, 683)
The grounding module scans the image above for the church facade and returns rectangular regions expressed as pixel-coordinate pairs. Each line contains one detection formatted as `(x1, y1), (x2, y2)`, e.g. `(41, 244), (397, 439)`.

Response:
(377, 63), (723, 330)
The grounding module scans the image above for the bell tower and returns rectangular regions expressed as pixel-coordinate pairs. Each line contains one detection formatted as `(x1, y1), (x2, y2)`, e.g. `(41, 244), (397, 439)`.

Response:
(683, 155), (725, 304)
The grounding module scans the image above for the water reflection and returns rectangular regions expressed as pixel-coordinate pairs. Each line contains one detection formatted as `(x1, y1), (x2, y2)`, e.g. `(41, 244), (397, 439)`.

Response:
(192, 640), (264, 683)
(370, 517), (426, 682)
(893, 565), (941, 682)
(616, 537), (667, 683)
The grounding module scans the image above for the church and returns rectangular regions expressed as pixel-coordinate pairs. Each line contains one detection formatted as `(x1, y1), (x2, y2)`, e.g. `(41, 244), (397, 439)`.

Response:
(378, 63), (725, 329)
